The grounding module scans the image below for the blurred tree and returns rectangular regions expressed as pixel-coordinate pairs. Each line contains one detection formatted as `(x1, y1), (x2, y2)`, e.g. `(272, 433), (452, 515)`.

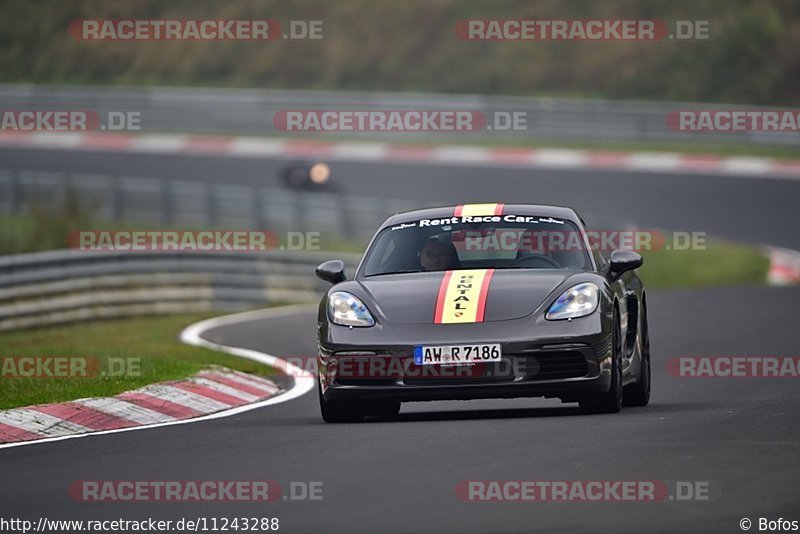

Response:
(0, 0), (796, 105)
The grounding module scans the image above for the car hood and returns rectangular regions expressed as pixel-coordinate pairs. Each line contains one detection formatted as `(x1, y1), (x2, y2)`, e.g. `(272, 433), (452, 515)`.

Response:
(359, 270), (569, 324)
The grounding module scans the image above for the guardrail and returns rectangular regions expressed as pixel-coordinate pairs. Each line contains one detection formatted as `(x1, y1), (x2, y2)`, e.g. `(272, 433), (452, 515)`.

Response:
(1, 84), (796, 147)
(0, 168), (428, 241)
(0, 249), (361, 331)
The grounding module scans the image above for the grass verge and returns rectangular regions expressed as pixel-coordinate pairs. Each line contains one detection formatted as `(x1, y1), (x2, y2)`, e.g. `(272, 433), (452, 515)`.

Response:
(639, 240), (770, 289)
(0, 313), (276, 410)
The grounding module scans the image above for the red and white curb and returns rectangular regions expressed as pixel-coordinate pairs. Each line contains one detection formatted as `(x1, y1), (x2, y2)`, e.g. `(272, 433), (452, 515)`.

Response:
(0, 368), (280, 445)
(1, 131), (799, 180)
(0, 305), (316, 449)
(767, 247), (800, 285)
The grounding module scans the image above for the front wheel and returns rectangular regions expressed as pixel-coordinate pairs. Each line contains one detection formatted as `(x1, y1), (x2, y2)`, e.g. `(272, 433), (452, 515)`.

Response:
(623, 302), (651, 407)
(318, 381), (364, 423)
(580, 312), (623, 414)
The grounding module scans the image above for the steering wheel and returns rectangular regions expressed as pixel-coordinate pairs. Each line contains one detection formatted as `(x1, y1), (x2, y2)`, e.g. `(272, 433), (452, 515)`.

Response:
(510, 254), (561, 269)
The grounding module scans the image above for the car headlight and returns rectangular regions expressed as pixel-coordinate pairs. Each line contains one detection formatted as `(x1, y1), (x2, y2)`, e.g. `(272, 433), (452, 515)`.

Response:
(328, 291), (375, 327)
(546, 282), (599, 320)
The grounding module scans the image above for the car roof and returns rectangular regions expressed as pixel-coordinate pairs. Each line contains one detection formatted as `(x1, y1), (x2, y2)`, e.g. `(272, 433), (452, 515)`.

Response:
(380, 204), (582, 229)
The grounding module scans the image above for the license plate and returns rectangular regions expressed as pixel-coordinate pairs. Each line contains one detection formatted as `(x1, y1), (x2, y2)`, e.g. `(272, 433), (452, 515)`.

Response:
(414, 344), (501, 366)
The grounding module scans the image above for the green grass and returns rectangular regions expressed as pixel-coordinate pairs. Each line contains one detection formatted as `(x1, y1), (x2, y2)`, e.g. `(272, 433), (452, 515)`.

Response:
(0, 313), (276, 410)
(640, 240), (770, 289)
(0, 191), (95, 254)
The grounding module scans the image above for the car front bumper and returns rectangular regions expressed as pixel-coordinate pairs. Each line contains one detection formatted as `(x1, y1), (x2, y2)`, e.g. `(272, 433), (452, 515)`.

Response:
(318, 313), (614, 403)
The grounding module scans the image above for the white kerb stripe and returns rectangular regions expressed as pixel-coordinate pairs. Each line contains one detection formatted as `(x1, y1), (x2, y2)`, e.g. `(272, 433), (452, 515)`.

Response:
(0, 409), (91, 436)
(227, 370), (282, 392)
(720, 157), (773, 176)
(29, 132), (85, 148)
(532, 149), (587, 167)
(626, 152), (682, 170)
(431, 146), (491, 163)
(132, 384), (230, 413)
(228, 137), (286, 156)
(128, 134), (188, 153)
(76, 397), (176, 424)
(189, 377), (261, 402)
(331, 143), (389, 160)
(200, 370), (279, 395)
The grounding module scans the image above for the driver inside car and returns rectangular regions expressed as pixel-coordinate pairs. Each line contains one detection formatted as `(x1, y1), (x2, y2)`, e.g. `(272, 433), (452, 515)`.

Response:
(419, 239), (460, 271)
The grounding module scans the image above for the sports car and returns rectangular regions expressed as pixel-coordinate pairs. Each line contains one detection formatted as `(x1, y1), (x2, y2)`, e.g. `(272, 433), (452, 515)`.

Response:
(315, 203), (650, 422)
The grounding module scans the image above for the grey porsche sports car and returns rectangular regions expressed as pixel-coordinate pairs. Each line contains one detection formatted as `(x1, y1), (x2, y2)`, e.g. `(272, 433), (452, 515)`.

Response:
(315, 203), (650, 422)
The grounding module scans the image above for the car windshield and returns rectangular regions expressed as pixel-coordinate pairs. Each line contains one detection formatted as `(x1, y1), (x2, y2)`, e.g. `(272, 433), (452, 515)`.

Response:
(361, 215), (592, 276)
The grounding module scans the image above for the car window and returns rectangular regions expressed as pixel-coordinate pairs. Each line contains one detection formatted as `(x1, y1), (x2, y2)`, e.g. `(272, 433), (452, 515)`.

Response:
(361, 215), (592, 276)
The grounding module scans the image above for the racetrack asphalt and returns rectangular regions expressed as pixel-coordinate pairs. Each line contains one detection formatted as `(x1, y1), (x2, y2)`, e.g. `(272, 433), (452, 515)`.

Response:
(0, 147), (798, 533)
(1, 146), (799, 248)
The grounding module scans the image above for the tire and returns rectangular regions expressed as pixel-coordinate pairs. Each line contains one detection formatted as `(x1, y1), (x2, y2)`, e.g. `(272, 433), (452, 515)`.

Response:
(318, 381), (364, 423)
(623, 301), (651, 407)
(580, 310), (623, 414)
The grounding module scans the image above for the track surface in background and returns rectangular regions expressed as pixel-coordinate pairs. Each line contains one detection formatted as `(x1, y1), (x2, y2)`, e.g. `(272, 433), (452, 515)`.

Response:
(1, 147), (799, 248)
(1, 147), (798, 533)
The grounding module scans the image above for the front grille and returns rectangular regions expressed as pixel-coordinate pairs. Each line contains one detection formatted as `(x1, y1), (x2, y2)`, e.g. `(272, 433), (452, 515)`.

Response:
(403, 350), (589, 385)
(329, 350), (590, 387)
(402, 361), (510, 386)
(330, 354), (400, 386)
(510, 350), (589, 380)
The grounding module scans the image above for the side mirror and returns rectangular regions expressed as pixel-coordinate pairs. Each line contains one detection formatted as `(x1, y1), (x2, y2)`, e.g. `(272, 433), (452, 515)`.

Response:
(607, 250), (643, 281)
(316, 260), (346, 284)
